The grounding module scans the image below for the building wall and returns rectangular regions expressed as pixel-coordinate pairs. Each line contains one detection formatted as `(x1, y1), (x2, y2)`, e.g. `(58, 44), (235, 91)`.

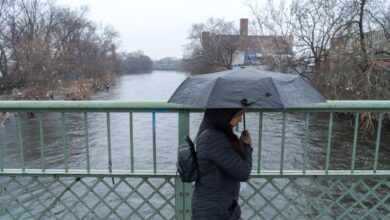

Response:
(201, 18), (294, 69)
(331, 30), (390, 57)
(232, 51), (245, 66)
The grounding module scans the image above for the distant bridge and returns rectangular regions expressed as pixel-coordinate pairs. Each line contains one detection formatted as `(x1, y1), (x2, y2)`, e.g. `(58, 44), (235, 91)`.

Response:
(153, 64), (180, 71)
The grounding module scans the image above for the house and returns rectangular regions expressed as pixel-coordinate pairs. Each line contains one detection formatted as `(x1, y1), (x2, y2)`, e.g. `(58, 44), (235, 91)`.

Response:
(331, 30), (389, 56)
(201, 18), (293, 68)
(330, 29), (390, 70)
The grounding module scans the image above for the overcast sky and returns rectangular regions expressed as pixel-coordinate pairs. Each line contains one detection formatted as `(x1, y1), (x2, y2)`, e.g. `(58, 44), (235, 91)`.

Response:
(56, 0), (252, 60)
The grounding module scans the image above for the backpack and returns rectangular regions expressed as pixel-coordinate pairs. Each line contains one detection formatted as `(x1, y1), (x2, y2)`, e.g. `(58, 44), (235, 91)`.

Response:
(177, 129), (208, 183)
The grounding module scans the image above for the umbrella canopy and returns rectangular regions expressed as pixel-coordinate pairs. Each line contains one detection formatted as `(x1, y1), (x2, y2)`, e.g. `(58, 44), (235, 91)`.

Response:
(168, 68), (325, 109)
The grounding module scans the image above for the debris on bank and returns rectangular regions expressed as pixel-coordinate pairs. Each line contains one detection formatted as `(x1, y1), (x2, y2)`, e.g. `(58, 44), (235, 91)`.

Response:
(0, 74), (116, 101)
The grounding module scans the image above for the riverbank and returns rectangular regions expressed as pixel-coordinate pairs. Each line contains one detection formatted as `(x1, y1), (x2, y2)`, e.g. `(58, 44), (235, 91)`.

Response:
(0, 74), (117, 101)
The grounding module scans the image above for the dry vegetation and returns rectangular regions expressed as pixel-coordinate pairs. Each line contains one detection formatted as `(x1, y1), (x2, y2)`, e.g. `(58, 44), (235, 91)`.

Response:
(0, 0), (153, 100)
(184, 0), (389, 131)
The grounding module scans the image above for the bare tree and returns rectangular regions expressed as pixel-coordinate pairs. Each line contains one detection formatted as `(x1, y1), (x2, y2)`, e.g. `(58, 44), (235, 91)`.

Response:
(290, 0), (349, 70)
(183, 18), (239, 74)
(247, 0), (390, 130)
(117, 50), (153, 74)
(0, 0), (9, 80)
(246, 0), (295, 72)
(247, 0), (389, 95)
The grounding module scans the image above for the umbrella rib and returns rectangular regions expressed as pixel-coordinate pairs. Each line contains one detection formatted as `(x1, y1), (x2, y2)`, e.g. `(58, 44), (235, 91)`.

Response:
(204, 77), (221, 108)
(167, 77), (190, 103)
(268, 77), (286, 109)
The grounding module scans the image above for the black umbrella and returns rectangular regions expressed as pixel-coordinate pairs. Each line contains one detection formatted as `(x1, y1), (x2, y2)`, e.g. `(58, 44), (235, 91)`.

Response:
(168, 68), (326, 129)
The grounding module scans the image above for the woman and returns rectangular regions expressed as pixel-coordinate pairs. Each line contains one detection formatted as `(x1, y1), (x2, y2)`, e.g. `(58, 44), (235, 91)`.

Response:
(192, 108), (253, 220)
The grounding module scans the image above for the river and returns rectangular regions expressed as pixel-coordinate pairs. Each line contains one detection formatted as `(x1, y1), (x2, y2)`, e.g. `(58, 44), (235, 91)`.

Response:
(0, 70), (389, 219)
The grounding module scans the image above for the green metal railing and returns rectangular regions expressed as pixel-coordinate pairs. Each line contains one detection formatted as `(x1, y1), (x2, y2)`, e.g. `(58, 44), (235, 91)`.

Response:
(0, 100), (389, 219)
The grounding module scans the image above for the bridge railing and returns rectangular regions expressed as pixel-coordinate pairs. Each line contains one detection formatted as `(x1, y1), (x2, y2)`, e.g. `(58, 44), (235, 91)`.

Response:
(0, 100), (389, 219)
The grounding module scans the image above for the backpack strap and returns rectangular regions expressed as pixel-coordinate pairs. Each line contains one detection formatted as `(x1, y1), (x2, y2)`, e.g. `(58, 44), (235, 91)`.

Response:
(194, 128), (210, 148)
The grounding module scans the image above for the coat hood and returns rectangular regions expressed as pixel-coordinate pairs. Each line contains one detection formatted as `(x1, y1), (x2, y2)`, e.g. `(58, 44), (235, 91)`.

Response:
(197, 108), (241, 136)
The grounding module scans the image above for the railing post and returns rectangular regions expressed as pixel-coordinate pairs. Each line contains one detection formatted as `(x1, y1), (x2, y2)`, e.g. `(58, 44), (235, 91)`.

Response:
(176, 110), (191, 220)
(175, 177), (185, 220)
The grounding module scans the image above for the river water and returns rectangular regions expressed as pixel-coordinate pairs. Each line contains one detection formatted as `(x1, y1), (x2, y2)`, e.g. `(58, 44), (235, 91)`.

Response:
(0, 70), (389, 219)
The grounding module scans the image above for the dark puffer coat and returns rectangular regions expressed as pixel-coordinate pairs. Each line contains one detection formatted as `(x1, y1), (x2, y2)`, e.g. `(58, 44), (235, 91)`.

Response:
(192, 109), (253, 220)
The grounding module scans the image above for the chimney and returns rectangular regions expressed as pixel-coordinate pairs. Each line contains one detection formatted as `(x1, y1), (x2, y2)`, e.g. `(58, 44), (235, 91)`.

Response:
(201, 31), (210, 47)
(240, 18), (248, 36)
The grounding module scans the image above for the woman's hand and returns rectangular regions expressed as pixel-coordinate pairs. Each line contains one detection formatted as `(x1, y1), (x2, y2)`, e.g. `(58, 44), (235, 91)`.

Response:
(240, 130), (252, 145)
